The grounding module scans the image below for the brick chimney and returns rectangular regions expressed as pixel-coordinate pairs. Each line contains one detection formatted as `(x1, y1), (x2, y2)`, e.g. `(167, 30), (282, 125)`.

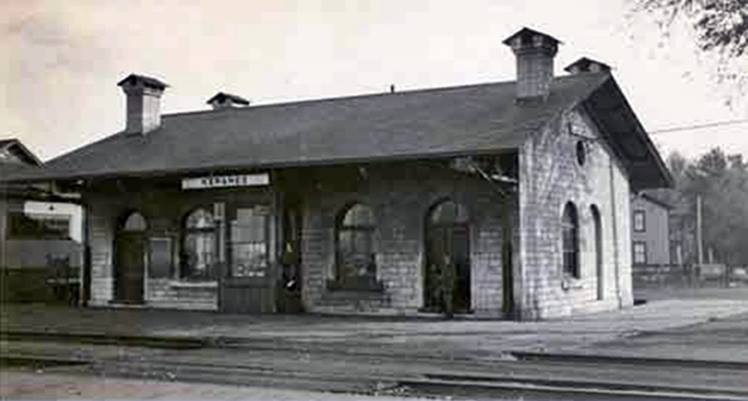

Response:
(502, 28), (561, 101)
(117, 74), (168, 135)
(206, 92), (250, 110)
(564, 57), (611, 74)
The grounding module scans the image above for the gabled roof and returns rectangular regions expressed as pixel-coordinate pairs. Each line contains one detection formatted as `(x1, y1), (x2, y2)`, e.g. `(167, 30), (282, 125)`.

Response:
(117, 74), (168, 90)
(206, 92), (250, 106)
(1, 138), (45, 198)
(643, 192), (674, 210)
(2, 72), (671, 190)
(579, 76), (673, 190)
(0, 138), (42, 166)
(564, 57), (611, 74)
(502, 27), (563, 46)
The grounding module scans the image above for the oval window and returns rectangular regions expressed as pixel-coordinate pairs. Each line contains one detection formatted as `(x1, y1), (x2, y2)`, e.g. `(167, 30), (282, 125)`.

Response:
(576, 141), (586, 166)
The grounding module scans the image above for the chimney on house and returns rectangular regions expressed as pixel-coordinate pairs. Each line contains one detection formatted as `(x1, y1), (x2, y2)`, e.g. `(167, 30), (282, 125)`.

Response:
(502, 27), (561, 101)
(206, 92), (250, 110)
(564, 57), (611, 75)
(117, 74), (168, 135)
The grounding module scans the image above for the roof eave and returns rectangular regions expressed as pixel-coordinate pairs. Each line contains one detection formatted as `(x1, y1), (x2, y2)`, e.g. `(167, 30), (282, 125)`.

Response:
(1, 146), (521, 184)
(580, 76), (673, 190)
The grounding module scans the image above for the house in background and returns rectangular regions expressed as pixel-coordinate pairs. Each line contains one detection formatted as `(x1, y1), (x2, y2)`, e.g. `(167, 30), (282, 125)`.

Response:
(3, 28), (671, 320)
(0, 138), (82, 302)
(630, 191), (676, 286)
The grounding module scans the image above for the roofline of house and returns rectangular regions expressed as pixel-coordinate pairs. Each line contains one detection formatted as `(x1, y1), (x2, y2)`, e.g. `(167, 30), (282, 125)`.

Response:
(0, 138), (43, 166)
(579, 75), (673, 190)
(3, 147), (521, 184)
(638, 192), (674, 210)
(161, 74), (599, 120)
(605, 76), (674, 188)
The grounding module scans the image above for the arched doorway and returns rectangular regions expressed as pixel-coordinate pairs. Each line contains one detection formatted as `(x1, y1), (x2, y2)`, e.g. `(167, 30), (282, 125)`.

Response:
(114, 211), (147, 303)
(424, 200), (471, 314)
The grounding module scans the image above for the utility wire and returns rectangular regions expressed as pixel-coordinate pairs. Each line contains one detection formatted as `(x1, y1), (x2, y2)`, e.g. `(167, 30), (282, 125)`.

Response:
(649, 119), (748, 135)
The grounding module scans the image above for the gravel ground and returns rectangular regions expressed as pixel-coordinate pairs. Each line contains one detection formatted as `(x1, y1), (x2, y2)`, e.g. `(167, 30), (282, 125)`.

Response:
(0, 370), (442, 401)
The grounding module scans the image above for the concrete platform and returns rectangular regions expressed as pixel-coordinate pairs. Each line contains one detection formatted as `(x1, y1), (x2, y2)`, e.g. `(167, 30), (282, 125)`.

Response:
(2, 294), (748, 363)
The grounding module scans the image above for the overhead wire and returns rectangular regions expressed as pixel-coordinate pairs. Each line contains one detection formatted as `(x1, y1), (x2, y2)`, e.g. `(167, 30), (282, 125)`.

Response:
(649, 119), (748, 135)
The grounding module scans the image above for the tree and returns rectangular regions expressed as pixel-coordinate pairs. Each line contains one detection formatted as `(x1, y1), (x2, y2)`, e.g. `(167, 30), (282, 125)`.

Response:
(633, 0), (748, 57)
(629, 0), (748, 104)
(670, 147), (748, 266)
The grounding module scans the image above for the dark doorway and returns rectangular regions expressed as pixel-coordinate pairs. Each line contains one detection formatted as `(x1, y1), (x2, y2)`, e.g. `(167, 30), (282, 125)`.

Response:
(424, 200), (471, 314)
(114, 212), (146, 304)
(278, 203), (303, 313)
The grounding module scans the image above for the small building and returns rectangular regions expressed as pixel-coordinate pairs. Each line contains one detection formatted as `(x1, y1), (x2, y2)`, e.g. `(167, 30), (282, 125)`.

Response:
(4, 28), (671, 319)
(630, 191), (678, 287)
(1, 138), (82, 302)
(631, 192), (673, 267)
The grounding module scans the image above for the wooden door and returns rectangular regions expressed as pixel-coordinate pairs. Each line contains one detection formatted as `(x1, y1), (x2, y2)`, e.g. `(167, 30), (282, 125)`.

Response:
(219, 205), (275, 313)
(114, 233), (145, 303)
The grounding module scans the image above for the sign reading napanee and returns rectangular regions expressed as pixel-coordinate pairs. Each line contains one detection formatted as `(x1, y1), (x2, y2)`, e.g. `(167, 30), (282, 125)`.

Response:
(181, 173), (270, 190)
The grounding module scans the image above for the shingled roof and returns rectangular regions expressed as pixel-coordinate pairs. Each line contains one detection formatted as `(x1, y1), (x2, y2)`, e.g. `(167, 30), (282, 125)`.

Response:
(2, 72), (671, 189)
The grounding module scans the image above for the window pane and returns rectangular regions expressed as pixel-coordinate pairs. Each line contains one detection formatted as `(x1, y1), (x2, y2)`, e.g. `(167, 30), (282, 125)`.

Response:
(7, 212), (70, 239)
(183, 231), (216, 279)
(430, 201), (469, 224)
(229, 207), (268, 277)
(338, 230), (374, 279)
(342, 204), (374, 226)
(186, 209), (215, 229)
(634, 211), (645, 231)
(231, 243), (267, 277)
(337, 203), (376, 283)
(123, 212), (147, 232)
(562, 202), (579, 277)
(148, 238), (172, 278)
(634, 243), (647, 264)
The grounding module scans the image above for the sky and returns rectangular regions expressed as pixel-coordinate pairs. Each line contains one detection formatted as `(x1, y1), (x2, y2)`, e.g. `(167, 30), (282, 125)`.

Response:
(1, 0), (747, 162)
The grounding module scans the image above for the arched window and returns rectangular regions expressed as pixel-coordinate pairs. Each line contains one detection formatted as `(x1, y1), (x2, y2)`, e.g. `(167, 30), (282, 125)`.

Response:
(561, 202), (580, 278)
(428, 200), (469, 226)
(336, 203), (376, 287)
(182, 208), (217, 280)
(121, 212), (147, 232)
(591, 205), (603, 299)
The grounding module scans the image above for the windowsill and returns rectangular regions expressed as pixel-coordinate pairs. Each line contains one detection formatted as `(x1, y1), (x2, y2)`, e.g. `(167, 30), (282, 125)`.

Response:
(561, 276), (583, 291)
(169, 280), (218, 289)
(326, 278), (384, 293)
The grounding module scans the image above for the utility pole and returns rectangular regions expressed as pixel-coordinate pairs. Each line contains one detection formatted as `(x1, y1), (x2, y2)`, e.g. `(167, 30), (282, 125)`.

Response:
(695, 194), (704, 286)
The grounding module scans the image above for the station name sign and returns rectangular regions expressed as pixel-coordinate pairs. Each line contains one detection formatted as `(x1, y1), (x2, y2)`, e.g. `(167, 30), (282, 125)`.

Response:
(181, 173), (270, 190)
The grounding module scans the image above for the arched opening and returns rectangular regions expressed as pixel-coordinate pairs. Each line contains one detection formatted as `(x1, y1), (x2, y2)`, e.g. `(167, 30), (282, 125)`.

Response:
(423, 200), (471, 314)
(591, 205), (603, 300)
(181, 208), (218, 281)
(114, 211), (147, 303)
(562, 202), (580, 279)
(335, 203), (376, 289)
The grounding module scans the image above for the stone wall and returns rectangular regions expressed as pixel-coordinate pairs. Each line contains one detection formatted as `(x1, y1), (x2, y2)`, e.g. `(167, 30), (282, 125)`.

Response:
(518, 106), (633, 319)
(297, 163), (517, 316)
(85, 181), (273, 311)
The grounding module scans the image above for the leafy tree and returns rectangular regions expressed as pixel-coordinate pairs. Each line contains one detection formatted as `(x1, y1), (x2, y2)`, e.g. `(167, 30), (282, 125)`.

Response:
(670, 147), (748, 266)
(633, 0), (748, 57)
(629, 0), (748, 104)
